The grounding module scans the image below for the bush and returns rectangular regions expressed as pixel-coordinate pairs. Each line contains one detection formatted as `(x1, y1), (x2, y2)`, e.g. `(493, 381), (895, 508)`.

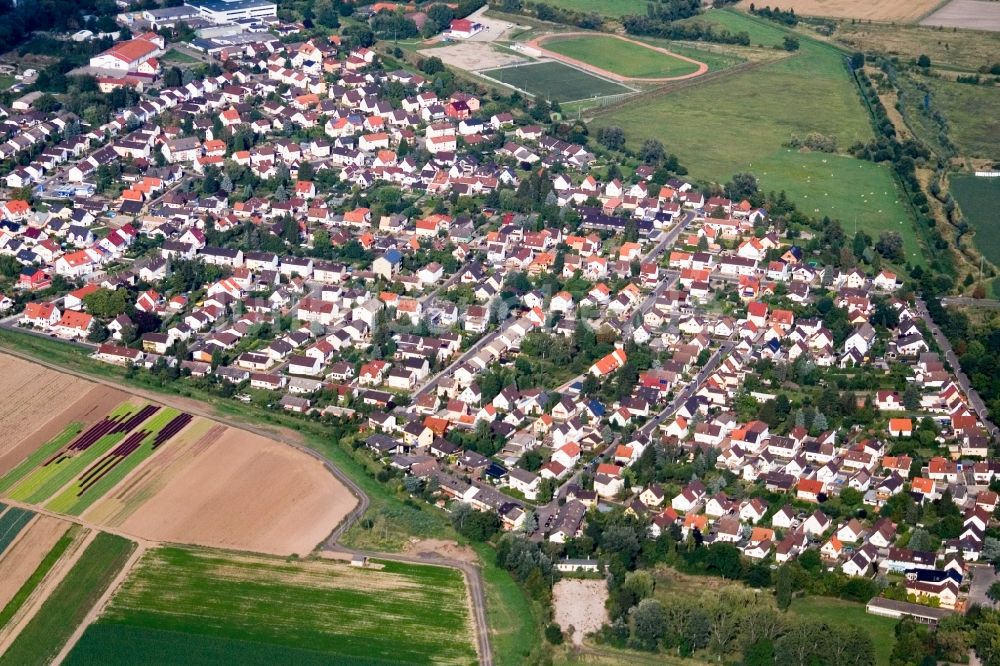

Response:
(545, 623), (564, 644)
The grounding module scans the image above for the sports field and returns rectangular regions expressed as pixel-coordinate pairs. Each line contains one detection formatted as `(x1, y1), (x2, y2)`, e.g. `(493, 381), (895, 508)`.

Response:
(481, 61), (634, 102)
(0, 532), (135, 666)
(543, 35), (702, 79)
(950, 174), (1000, 266)
(591, 10), (921, 263)
(68, 547), (477, 665)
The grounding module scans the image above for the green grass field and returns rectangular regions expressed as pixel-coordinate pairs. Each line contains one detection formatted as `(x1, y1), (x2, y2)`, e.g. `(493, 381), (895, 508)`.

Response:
(45, 407), (182, 516)
(481, 61), (634, 102)
(591, 10), (921, 264)
(532, 0), (650, 18)
(0, 526), (75, 631)
(161, 48), (199, 64)
(0, 422), (83, 494)
(951, 174), (1000, 266)
(924, 78), (1000, 160)
(0, 507), (34, 554)
(544, 35), (701, 78)
(75, 547), (477, 665)
(681, 8), (789, 47)
(788, 596), (898, 665)
(0, 532), (135, 666)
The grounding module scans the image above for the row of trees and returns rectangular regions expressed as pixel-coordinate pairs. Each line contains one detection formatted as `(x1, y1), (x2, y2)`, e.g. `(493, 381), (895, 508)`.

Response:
(621, 16), (751, 46)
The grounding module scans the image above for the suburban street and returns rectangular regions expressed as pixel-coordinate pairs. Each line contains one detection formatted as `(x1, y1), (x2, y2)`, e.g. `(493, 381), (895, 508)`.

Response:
(915, 298), (998, 435)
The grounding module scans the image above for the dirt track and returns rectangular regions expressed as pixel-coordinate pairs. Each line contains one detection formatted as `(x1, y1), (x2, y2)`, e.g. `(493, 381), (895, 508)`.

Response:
(525, 33), (709, 83)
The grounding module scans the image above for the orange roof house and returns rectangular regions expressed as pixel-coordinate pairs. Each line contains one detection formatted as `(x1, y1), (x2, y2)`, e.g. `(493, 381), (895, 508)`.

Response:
(888, 418), (913, 437)
(589, 348), (627, 377)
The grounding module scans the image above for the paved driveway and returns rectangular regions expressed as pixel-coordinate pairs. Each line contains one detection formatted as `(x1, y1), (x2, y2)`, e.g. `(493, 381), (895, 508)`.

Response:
(968, 563), (998, 610)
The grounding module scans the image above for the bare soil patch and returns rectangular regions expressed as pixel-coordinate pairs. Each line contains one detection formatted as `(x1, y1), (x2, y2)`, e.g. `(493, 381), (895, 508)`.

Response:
(114, 425), (357, 556)
(419, 42), (525, 72)
(921, 0), (1000, 31)
(737, 0), (943, 22)
(553, 579), (608, 646)
(402, 538), (478, 564)
(0, 384), (127, 477)
(0, 515), (69, 610)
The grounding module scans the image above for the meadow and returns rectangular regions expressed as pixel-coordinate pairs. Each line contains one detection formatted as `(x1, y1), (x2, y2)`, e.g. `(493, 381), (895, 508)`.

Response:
(77, 547), (478, 665)
(531, 0), (652, 18)
(0, 532), (135, 666)
(543, 35), (702, 78)
(833, 21), (1000, 72)
(950, 174), (1000, 266)
(923, 78), (1000, 160)
(591, 10), (922, 263)
(481, 61), (634, 102)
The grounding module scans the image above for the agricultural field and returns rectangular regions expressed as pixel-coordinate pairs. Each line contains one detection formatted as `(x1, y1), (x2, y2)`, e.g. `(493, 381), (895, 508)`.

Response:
(591, 10), (922, 263)
(480, 61), (635, 102)
(921, 0), (1000, 31)
(0, 507), (34, 554)
(68, 547), (477, 665)
(833, 21), (1000, 72)
(735, 0), (943, 22)
(950, 174), (1000, 266)
(0, 519), (74, 631)
(0, 353), (357, 556)
(0, 532), (135, 666)
(541, 35), (702, 79)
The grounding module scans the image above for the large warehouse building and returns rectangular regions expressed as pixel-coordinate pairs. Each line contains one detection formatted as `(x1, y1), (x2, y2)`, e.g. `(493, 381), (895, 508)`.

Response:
(88, 32), (165, 73)
(183, 0), (277, 23)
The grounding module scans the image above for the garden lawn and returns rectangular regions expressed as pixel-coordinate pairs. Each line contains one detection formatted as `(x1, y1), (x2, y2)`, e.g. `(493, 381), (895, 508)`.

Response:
(82, 547), (477, 666)
(0, 532), (135, 666)
(544, 35), (701, 78)
(950, 174), (1000, 266)
(481, 61), (633, 102)
(788, 596), (897, 665)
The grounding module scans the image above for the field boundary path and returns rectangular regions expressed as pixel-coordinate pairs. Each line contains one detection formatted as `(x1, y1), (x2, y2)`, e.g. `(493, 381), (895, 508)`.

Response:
(524, 32), (709, 83)
(0, 345), (494, 666)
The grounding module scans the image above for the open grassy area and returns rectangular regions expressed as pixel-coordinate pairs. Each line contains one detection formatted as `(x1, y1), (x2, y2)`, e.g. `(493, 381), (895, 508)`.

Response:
(0, 526), (75, 631)
(160, 48), (199, 64)
(832, 21), (1000, 72)
(591, 10), (922, 264)
(681, 8), (790, 47)
(923, 77), (1000, 160)
(0, 507), (33, 554)
(481, 61), (634, 102)
(788, 596), (898, 665)
(77, 547), (476, 665)
(0, 532), (135, 666)
(532, 0), (651, 18)
(544, 35), (702, 78)
(950, 174), (1000, 266)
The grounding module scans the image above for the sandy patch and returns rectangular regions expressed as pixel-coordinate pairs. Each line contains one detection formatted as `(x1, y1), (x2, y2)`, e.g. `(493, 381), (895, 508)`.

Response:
(420, 42), (525, 72)
(402, 538), (479, 564)
(114, 426), (357, 556)
(0, 384), (128, 477)
(0, 515), (70, 609)
(553, 579), (608, 646)
(737, 0), (942, 22)
(920, 0), (1000, 30)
